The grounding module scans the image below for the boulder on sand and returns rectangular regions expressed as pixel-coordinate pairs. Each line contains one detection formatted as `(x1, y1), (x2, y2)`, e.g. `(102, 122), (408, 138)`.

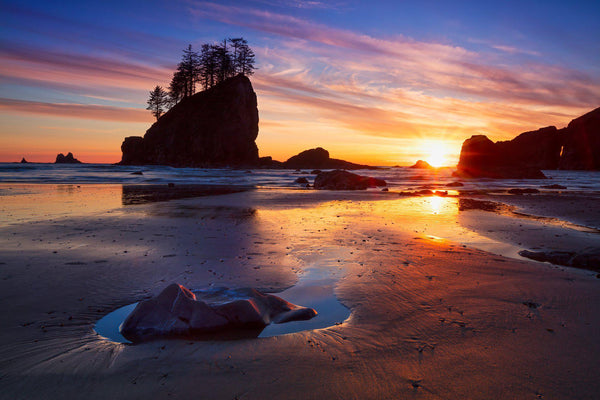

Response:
(313, 170), (386, 190)
(120, 283), (317, 342)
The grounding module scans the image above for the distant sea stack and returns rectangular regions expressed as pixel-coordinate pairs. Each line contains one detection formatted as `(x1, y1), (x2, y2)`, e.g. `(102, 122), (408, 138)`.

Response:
(120, 75), (259, 167)
(55, 152), (82, 164)
(410, 160), (433, 169)
(281, 147), (376, 170)
(20, 157), (27, 163)
(454, 106), (600, 178)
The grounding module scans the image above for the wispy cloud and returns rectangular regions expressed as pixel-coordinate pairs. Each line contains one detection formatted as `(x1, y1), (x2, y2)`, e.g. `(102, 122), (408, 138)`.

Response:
(0, 98), (152, 123)
(191, 1), (599, 148)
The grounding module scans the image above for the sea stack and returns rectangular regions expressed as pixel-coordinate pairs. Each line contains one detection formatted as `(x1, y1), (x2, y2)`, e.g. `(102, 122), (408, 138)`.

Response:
(282, 147), (375, 170)
(559, 107), (600, 170)
(410, 160), (433, 169)
(55, 152), (82, 164)
(454, 106), (600, 177)
(120, 74), (259, 167)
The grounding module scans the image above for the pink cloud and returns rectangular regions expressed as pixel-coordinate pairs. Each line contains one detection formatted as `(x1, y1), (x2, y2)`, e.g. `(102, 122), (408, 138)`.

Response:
(0, 98), (152, 123)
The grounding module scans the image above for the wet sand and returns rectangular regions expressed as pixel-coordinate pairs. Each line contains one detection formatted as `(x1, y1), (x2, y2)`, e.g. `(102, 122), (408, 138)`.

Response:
(0, 185), (599, 399)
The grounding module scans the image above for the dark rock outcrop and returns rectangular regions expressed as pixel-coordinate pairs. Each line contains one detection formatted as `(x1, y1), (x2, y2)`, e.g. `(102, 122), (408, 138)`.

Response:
(120, 75), (259, 167)
(559, 107), (600, 170)
(20, 157), (27, 163)
(281, 147), (375, 170)
(454, 106), (600, 177)
(294, 177), (309, 184)
(507, 188), (540, 195)
(410, 160), (433, 169)
(454, 135), (547, 179)
(55, 152), (81, 164)
(121, 283), (317, 343)
(519, 247), (600, 272)
(540, 184), (567, 189)
(446, 181), (464, 187)
(314, 170), (386, 190)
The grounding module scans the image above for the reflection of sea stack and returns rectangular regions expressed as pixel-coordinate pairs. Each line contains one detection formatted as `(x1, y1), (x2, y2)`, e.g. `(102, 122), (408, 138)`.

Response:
(120, 75), (259, 167)
(55, 152), (82, 164)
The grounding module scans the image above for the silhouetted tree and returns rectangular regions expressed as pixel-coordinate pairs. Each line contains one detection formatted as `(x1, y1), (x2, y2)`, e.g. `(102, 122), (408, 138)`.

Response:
(146, 86), (169, 120)
(148, 38), (256, 113)
(214, 39), (233, 84)
(177, 44), (201, 97)
(228, 37), (255, 76)
(168, 70), (186, 106)
(236, 40), (256, 76)
(200, 43), (218, 90)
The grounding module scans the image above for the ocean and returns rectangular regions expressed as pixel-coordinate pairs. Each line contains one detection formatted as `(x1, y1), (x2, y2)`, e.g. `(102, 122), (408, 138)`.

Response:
(1, 163), (599, 193)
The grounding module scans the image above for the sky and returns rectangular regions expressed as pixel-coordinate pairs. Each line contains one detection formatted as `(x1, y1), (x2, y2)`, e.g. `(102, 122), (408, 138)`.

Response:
(1, 0), (599, 165)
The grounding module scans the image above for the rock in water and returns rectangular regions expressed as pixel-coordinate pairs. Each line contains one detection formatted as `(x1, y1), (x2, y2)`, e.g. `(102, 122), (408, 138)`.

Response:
(55, 152), (82, 164)
(120, 75), (259, 167)
(519, 247), (600, 272)
(20, 157), (27, 163)
(282, 147), (376, 170)
(453, 135), (547, 179)
(314, 170), (386, 190)
(120, 283), (317, 342)
(409, 160), (433, 169)
(453, 106), (600, 176)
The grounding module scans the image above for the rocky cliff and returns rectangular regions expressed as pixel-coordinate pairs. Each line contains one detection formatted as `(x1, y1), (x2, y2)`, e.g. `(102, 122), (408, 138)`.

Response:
(120, 74), (259, 167)
(455, 106), (600, 178)
(559, 107), (600, 170)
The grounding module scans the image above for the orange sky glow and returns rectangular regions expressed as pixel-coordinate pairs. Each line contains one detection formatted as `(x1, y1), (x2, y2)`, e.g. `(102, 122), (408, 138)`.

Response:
(1, 2), (598, 166)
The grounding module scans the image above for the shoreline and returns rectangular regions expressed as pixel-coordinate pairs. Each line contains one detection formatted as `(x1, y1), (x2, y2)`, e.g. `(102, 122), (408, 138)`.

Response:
(1, 184), (599, 399)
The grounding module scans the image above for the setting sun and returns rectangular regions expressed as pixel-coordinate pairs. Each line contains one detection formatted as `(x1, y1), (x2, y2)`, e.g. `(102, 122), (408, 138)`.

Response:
(424, 141), (450, 167)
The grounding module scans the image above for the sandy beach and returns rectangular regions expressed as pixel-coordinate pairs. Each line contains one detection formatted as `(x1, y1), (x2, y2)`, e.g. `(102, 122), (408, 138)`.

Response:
(1, 184), (599, 399)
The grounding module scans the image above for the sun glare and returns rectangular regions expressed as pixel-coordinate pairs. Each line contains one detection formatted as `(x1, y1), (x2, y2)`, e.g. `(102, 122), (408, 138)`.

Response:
(424, 142), (449, 167)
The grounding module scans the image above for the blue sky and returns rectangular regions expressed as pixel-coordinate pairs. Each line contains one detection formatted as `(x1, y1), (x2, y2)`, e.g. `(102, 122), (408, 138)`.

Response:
(1, 0), (599, 164)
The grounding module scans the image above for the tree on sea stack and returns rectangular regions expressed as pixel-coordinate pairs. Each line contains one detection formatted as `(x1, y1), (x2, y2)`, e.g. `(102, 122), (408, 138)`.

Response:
(146, 86), (169, 121)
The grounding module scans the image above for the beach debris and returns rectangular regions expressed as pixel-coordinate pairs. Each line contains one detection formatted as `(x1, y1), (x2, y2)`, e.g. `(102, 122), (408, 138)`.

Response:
(314, 170), (386, 190)
(120, 283), (317, 343)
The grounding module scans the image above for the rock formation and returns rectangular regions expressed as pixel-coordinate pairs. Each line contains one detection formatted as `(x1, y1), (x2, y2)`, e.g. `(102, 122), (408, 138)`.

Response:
(519, 247), (600, 272)
(120, 283), (317, 343)
(410, 160), (433, 169)
(313, 170), (386, 190)
(20, 157), (27, 163)
(559, 107), (600, 170)
(120, 75), (259, 167)
(282, 147), (374, 170)
(454, 106), (600, 177)
(454, 135), (547, 178)
(55, 152), (82, 164)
